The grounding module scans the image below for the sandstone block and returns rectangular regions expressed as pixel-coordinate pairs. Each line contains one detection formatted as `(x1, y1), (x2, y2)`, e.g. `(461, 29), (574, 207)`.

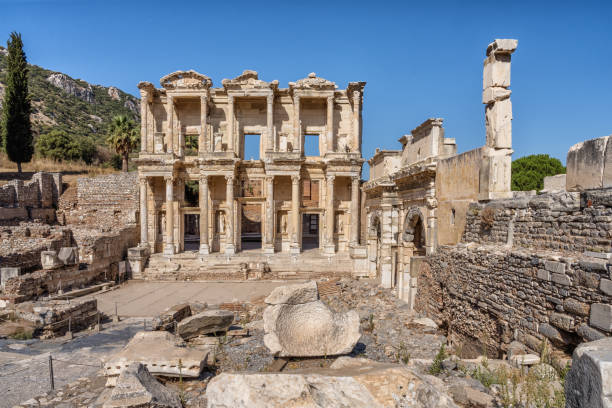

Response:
(539, 323), (569, 346)
(542, 174), (567, 193)
(103, 363), (181, 408)
(566, 337), (612, 408)
(485, 98), (512, 148)
(0, 267), (21, 289)
(536, 269), (551, 281)
(41, 250), (62, 270)
(566, 135), (610, 191)
(104, 331), (208, 383)
(590, 303), (612, 332)
(152, 303), (192, 331)
(563, 298), (590, 317)
(549, 312), (574, 331)
(177, 309), (234, 340)
(205, 357), (458, 408)
(577, 324), (606, 342)
(510, 354), (540, 367)
(483, 53), (512, 89)
(482, 87), (511, 104)
(551, 273), (571, 286)
(601, 279), (612, 296)
(57, 247), (79, 266)
(487, 39), (518, 55)
(264, 281), (319, 305)
(545, 260), (566, 274)
(263, 281), (360, 357)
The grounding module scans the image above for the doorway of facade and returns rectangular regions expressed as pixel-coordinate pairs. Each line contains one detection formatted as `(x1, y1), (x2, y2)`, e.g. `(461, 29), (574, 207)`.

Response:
(302, 213), (319, 250)
(184, 214), (200, 251)
(241, 203), (262, 250)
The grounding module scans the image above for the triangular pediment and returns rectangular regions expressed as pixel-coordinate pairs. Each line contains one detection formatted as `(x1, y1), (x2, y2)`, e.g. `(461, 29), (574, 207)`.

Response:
(222, 70), (278, 91)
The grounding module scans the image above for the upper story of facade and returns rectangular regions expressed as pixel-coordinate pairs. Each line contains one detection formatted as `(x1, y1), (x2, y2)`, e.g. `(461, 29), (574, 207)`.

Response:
(137, 70), (366, 165)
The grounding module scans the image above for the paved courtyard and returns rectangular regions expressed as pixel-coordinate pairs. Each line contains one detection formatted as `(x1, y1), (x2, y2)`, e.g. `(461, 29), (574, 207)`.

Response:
(89, 280), (299, 317)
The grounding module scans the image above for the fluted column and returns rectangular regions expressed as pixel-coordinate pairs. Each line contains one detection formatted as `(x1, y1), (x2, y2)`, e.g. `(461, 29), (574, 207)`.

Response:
(225, 175), (235, 255)
(166, 96), (174, 154)
(324, 174), (335, 255)
(352, 91), (361, 153)
(163, 175), (175, 255)
(227, 95), (234, 153)
(266, 94), (274, 152)
(263, 176), (274, 254)
(350, 176), (360, 246)
(200, 95), (208, 153)
(290, 175), (300, 254)
(293, 95), (301, 153)
(139, 176), (148, 245)
(326, 95), (334, 153)
(140, 94), (148, 152)
(199, 175), (209, 255)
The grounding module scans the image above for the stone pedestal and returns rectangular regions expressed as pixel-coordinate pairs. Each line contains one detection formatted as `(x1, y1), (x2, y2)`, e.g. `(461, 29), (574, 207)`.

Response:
(127, 246), (150, 280)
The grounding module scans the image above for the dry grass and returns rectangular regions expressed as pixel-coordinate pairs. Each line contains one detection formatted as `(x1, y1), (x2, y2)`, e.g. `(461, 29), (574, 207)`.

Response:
(0, 153), (117, 186)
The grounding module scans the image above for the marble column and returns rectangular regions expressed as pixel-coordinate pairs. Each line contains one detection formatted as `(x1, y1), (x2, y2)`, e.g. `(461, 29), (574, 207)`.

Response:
(225, 175), (235, 255)
(200, 95), (208, 153)
(166, 96), (174, 154)
(326, 95), (334, 154)
(293, 95), (301, 153)
(139, 176), (148, 245)
(227, 95), (234, 153)
(324, 174), (335, 255)
(290, 175), (300, 254)
(266, 94), (274, 152)
(264, 176), (274, 254)
(352, 91), (360, 153)
(163, 176), (175, 255)
(350, 176), (360, 246)
(140, 94), (148, 152)
(199, 175), (209, 255)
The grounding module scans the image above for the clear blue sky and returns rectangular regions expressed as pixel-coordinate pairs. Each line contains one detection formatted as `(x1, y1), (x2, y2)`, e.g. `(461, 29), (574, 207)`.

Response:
(2, 0), (611, 176)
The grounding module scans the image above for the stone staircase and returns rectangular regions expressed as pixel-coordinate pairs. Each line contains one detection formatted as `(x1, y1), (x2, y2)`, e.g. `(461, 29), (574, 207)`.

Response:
(141, 249), (358, 281)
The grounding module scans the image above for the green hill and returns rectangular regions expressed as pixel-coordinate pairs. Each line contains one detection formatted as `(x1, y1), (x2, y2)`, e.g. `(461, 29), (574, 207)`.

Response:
(0, 45), (140, 160)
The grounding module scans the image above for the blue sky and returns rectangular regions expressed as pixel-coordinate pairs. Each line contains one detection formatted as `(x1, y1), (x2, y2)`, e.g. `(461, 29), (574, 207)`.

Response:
(2, 0), (611, 175)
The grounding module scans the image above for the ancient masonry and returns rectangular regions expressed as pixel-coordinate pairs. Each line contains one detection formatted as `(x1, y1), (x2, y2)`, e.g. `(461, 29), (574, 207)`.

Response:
(134, 70), (368, 278)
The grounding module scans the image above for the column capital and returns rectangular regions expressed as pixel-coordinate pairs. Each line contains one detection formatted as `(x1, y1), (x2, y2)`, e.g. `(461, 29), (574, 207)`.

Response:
(327, 95), (334, 103)
(351, 175), (360, 183)
(267, 94), (274, 104)
(293, 94), (300, 103)
(164, 175), (174, 182)
(326, 174), (336, 183)
(200, 175), (209, 185)
(227, 94), (235, 103)
(139, 175), (148, 183)
(225, 174), (234, 182)
(265, 175), (274, 184)
(291, 174), (300, 184)
(352, 90), (360, 101)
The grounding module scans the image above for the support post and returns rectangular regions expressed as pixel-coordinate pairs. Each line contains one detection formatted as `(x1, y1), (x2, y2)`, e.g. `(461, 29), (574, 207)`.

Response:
(48, 355), (54, 391)
(266, 94), (274, 152)
(163, 176), (175, 255)
(326, 95), (334, 153)
(293, 95), (301, 153)
(199, 175), (210, 255)
(166, 95), (174, 154)
(324, 174), (335, 255)
(264, 176), (275, 254)
(352, 91), (361, 153)
(139, 176), (148, 246)
(225, 175), (235, 255)
(227, 95), (234, 153)
(200, 95), (208, 153)
(140, 94), (148, 152)
(350, 176), (360, 246)
(290, 175), (300, 254)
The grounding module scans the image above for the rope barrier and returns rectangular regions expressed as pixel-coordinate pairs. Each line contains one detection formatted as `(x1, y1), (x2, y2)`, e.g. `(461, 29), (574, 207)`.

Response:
(51, 357), (101, 368)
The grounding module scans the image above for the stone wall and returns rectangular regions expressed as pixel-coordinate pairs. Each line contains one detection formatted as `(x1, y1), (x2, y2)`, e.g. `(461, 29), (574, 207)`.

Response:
(566, 135), (612, 191)
(0, 225), (75, 271)
(420, 189), (612, 357)
(0, 172), (62, 222)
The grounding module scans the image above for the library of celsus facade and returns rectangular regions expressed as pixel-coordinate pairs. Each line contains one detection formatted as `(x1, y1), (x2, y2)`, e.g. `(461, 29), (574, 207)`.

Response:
(135, 70), (366, 267)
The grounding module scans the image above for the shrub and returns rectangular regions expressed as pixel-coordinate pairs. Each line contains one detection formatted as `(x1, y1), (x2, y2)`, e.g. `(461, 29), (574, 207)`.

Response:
(429, 343), (447, 375)
(36, 129), (81, 162)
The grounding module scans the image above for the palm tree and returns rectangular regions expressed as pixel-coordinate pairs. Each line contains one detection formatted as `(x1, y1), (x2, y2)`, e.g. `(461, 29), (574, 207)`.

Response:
(106, 115), (138, 172)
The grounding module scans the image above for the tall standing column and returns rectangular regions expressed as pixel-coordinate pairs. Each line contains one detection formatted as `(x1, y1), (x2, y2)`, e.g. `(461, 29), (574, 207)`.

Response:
(163, 176), (175, 255)
(200, 95), (208, 153)
(225, 175), (235, 255)
(166, 96), (174, 155)
(264, 176), (275, 254)
(140, 94), (148, 153)
(293, 95), (301, 153)
(266, 94), (274, 152)
(227, 95), (234, 153)
(199, 176), (209, 255)
(326, 95), (334, 154)
(139, 176), (148, 245)
(352, 91), (361, 153)
(290, 175), (300, 254)
(324, 175), (335, 255)
(350, 176), (360, 246)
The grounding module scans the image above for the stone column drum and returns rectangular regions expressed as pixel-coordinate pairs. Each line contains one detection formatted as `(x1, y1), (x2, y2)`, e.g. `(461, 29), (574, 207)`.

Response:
(264, 176), (275, 254)
(139, 176), (148, 246)
(290, 175), (300, 254)
(225, 175), (235, 255)
(163, 176), (175, 255)
(199, 175), (209, 255)
(324, 175), (336, 255)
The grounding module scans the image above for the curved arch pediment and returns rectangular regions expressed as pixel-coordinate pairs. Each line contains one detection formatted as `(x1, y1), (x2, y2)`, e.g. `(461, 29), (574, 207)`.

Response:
(289, 72), (336, 91)
(221, 70), (278, 91)
(160, 70), (212, 90)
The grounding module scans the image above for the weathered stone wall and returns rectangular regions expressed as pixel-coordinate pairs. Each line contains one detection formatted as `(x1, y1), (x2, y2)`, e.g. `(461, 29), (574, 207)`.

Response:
(0, 172), (62, 222)
(74, 225), (139, 270)
(420, 189), (612, 357)
(0, 225), (75, 271)
(566, 135), (612, 191)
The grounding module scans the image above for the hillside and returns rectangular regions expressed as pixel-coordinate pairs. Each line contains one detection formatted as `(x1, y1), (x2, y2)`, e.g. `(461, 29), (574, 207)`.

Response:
(0, 46), (140, 152)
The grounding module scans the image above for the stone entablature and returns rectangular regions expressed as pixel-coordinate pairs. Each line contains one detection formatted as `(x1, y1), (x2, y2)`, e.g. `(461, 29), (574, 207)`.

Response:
(135, 70), (366, 264)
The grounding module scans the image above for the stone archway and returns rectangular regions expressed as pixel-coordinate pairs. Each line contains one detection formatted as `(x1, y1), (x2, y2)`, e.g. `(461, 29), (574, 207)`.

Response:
(403, 207), (426, 251)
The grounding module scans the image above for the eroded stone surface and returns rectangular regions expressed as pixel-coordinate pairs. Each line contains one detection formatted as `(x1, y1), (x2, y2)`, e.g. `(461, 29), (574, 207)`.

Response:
(264, 281), (319, 305)
(177, 309), (234, 340)
(566, 338), (612, 408)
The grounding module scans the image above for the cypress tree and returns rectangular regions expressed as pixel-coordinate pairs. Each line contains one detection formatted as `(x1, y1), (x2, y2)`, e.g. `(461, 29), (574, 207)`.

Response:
(1, 32), (33, 173)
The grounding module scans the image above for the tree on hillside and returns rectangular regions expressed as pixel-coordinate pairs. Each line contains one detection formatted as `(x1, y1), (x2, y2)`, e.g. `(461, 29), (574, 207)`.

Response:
(106, 115), (138, 172)
(1, 32), (33, 173)
(36, 130), (82, 162)
(511, 154), (566, 191)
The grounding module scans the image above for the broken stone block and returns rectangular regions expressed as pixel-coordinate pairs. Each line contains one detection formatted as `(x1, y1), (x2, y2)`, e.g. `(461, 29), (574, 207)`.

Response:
(177, 309), (234, 340)
(566, 337), (612, 408)
(485, 98), (512, 148)
(206, 357), (458, 408)
(590, 303), (612, 332)
(103, 363), (181, 408)
(510, 354), (541, 367)
(576, 324), (606, 342)
(152, 303), (191, 332)
(264, 281), (319, 305)
(549, 312), (574, 332)
(104, 331), (208, 384)
(566, 135), (610, 191)
(487, 38), (519, 55)
(544, 260), (566, 274)
(1, 267), (21, 289)
(263, 281), (360, 357)
(57, 247), (79, 266)
(482, 87), (511, 104)
(41, 250), (62, 270)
